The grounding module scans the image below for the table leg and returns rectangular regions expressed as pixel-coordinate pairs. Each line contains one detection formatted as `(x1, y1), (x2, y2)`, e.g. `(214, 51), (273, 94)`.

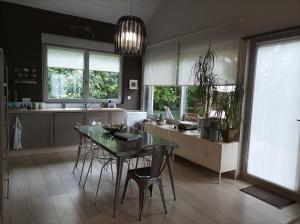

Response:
(73, 134), (83, 173)
(167, 153), (176, 200)
(113, 157), (124, 218)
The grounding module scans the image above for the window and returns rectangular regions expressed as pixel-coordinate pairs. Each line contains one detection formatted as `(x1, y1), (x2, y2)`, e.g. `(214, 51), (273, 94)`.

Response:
(45, 45), (121, 102)
(153, 86), (181, 120)
(185, 86), (204, 115)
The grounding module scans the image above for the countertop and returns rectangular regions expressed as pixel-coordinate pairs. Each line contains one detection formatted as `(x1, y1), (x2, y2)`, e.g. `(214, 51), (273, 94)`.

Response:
(8, 107), (126, 114)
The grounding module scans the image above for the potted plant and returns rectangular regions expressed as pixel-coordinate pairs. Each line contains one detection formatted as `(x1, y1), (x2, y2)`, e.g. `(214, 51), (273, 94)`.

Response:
(215, 81), (244, 142)
(155, 113), (165, 126)
(191, 44), (218, 138)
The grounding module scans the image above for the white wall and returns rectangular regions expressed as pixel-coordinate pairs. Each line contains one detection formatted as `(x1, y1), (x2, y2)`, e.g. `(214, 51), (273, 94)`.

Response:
(147, 0), (300, 44)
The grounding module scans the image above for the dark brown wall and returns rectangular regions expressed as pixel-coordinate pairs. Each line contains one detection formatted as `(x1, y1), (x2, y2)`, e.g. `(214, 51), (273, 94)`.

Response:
(0, 1), (142, 110)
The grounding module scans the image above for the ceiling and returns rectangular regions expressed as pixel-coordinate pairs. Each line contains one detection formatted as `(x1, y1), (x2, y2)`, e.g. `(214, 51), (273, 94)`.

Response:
(1, 0), (162, 24)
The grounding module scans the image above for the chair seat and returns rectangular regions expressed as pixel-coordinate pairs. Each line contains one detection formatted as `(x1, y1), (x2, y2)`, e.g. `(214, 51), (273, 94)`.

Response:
(128, 167), (152, 179)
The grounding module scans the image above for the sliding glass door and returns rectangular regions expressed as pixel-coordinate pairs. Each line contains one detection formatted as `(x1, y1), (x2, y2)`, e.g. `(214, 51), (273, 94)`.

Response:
(246, 36), (300, 192)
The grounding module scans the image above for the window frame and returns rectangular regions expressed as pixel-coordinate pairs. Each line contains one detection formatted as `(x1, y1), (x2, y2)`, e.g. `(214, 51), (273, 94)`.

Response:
(43, 44), (123, 103)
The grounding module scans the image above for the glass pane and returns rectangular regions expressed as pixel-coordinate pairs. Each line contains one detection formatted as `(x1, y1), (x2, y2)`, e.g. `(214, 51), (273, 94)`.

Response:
(89, 71), (119, 99)
(48, 67), (83, 99)
(47, 47), (84, 69)
(185, 86), (204, 115)
(89, 52), (120, 72)
(247, 38), (300, 191)
(153, 86), (180, 120)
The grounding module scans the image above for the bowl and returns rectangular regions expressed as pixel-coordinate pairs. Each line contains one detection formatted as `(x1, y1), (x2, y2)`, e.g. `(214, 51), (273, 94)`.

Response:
(103, 124), (125, 133)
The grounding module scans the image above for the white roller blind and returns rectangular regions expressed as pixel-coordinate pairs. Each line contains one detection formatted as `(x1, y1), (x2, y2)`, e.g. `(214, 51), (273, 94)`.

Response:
(179, 25), (240, 85)
(89, 52), (120, 72)
(47, 47), (84, 69)
(143, 39), (178, 85)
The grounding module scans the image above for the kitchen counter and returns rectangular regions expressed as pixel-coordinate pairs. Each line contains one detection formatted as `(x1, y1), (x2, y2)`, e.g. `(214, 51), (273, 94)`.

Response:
(8, 107), (125, 148)
(8, 107), (126, 114)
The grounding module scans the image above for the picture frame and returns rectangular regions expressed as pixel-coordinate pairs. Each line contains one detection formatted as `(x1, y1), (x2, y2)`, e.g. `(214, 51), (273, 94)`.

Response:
(129, 80), (138, 90)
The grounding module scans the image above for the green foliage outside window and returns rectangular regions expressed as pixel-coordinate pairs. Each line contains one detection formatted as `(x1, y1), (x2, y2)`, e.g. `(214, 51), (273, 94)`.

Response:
(186, 86), (205, 115)
(89, 71), (119, 99)
(153, 86), (180, 119)
(48, 67), (83, 99)
(48, 67), (120, 100)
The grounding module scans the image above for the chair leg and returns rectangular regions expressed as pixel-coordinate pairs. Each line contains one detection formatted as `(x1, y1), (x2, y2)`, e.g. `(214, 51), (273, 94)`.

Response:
(73, 144), (81, 173)
(94, 164), (106, 202)
(83, 158), (93, 189)
(158, 179), (167, 214)
(110, 161), (114, 181)
(149, 184), (153, 197)
(121, 174), (130, 203)
(126, 161), (133, 193)
(138, 185), (147, 221)
(79, 151), (89, 185)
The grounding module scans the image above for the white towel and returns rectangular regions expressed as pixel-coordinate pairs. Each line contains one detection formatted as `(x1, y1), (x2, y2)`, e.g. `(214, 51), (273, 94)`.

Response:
(13, 116), (22, 150)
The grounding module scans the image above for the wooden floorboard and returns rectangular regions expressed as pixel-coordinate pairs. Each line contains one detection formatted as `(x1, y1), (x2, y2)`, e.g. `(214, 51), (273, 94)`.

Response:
(5, 148), (300, 224)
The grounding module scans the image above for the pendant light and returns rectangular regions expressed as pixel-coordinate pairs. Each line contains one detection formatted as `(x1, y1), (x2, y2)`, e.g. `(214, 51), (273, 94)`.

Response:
(114, 0), (146, 56)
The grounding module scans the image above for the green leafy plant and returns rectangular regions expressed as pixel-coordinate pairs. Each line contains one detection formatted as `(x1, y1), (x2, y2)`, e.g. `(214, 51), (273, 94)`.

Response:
(214, 81), (244, 141)
(191, 44), (218, 118)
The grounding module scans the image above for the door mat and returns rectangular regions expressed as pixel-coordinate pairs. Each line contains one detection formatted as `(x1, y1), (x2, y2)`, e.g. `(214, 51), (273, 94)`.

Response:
(240, 185), (295, 209)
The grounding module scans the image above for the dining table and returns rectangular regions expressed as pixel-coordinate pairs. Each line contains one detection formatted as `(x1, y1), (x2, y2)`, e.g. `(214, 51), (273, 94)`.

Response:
(74, 124), (178, 218)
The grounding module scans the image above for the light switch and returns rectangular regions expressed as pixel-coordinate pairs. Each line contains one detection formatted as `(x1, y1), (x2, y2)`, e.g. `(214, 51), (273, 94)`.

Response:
(127, 96), (131, 100)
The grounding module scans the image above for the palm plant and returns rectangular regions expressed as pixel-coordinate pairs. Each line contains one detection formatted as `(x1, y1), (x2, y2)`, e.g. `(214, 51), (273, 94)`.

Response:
(191, 44), (218, 118)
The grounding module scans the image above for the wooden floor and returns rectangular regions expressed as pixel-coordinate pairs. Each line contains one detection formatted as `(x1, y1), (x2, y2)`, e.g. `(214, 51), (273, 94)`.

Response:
(5, 147), (300, 224)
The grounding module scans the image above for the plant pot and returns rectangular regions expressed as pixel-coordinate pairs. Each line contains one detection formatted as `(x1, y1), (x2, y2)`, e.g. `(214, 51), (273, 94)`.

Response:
(156, 119), (165, 126)
(223, 129), (239, 142)
(199, 118), (220, 140)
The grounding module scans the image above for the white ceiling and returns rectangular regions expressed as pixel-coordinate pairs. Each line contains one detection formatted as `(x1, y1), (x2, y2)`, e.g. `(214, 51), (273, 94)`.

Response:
(1, 0), (162, 24)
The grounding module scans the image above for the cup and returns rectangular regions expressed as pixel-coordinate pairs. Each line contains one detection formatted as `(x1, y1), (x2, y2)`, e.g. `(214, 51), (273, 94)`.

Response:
(33, 102), (39, 109)
(39, 102), (45, 109)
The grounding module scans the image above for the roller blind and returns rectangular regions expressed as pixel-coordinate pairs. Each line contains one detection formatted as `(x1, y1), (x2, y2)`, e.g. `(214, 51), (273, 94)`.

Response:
(89, 52), (120, 72)
(47, 47), (84, 69)
(178, 25), (240, 85)
(143, 39), (178, 85)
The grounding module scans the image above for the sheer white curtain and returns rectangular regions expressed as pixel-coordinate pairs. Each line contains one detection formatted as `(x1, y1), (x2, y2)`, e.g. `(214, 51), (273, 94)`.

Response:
(178, 25), (240, 85)
(143, 39), (178, 86)
(247, 38), (300, 191)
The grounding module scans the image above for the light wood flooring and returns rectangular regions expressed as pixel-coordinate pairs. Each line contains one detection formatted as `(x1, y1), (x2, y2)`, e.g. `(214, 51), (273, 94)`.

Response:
(4, 147), (300, 224)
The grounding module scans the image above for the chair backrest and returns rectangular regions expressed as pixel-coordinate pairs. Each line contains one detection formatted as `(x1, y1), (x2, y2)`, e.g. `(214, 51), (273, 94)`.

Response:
(184, 113), (199, 123)
(135, 144), (174, 178)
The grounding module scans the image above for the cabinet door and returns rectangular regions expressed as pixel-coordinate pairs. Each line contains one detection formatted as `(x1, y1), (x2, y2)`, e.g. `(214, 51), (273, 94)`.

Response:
(54, 113), (84, 146)
(11, 113), (51, 149)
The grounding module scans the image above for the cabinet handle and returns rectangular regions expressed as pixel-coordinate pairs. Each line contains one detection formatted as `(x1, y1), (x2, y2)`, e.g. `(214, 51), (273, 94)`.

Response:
(297, 119), (300, 122)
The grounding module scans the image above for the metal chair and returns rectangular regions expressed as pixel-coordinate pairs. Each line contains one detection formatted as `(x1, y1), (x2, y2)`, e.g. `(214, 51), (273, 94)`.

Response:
(121, 144), (175, 221)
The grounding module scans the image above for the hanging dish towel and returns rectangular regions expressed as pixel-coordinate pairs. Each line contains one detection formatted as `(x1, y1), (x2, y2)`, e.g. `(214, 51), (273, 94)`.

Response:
(13, 116), (22, 150)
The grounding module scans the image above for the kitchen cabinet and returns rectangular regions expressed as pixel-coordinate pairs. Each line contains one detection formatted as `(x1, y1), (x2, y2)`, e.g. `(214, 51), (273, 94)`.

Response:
(54, 112), (84, 146)
(9, 113), (51, 149)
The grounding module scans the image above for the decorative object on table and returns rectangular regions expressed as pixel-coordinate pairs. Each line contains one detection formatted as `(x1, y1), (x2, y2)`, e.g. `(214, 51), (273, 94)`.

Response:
(114, 0), (146, 56)
(190, 43), (219, 138)
(114, 132), (142, 141)
(177, 121), (198, 131)
(129, 80), (138, 90)
(103, 124), (125, 133)
(214, 81), (244, 142)
(155, 113), (165, 126)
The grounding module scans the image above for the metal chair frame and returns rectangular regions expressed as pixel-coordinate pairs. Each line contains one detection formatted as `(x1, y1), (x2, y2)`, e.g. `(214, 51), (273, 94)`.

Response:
(121, 144), (175, 220)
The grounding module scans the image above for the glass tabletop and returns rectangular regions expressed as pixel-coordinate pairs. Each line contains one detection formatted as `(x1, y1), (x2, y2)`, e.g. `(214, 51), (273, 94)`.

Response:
(75, 125), (177, 158)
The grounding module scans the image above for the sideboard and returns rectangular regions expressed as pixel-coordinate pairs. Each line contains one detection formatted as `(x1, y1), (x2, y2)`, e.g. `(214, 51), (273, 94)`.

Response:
(144, 122), (239, 183)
